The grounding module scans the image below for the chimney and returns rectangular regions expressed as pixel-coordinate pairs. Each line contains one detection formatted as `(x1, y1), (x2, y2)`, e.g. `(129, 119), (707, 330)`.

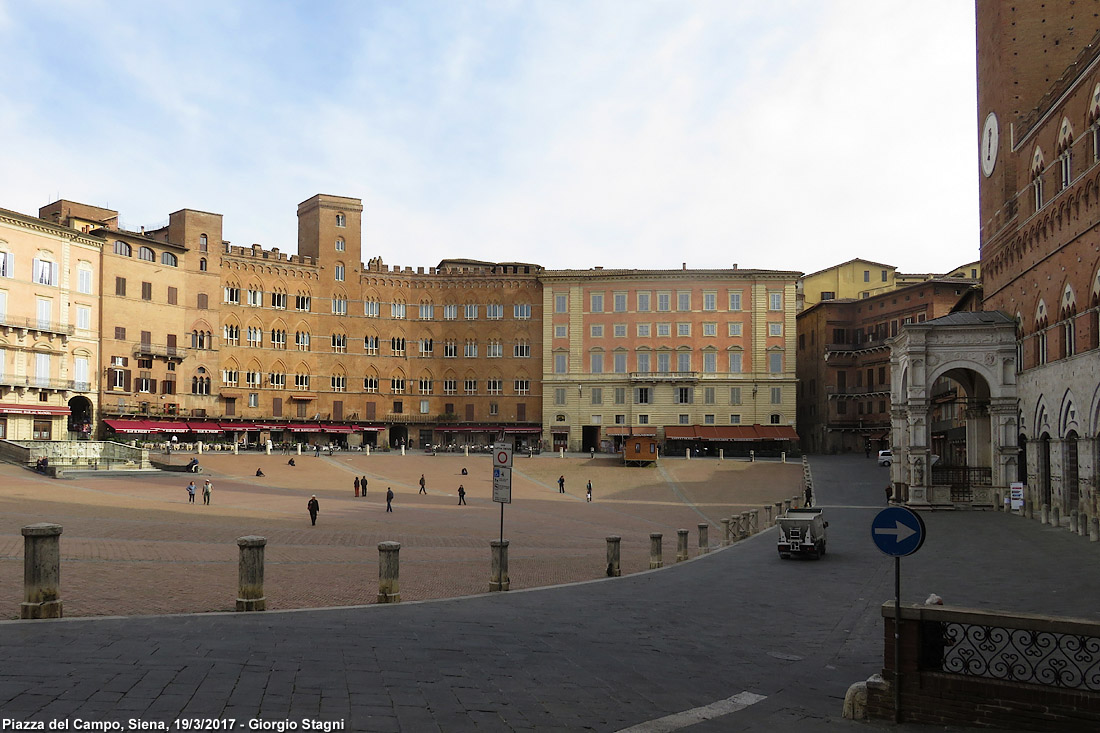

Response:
(682, 263), (687, 270)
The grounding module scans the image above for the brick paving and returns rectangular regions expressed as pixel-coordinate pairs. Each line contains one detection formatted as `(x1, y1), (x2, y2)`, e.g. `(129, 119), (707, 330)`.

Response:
(0, 452), (801, 617)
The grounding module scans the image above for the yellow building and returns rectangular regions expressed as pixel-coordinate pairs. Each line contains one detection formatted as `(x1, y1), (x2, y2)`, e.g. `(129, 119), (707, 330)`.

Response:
(0, 207), (101, 440)
(798, 259), (899, 311)
(540, 267), (800, 455)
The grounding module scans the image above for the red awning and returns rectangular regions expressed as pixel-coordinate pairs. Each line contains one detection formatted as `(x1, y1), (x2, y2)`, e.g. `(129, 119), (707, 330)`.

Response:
(287, 423), (322, 433)
(322, 424), (354, 433)
(754, 425), (799, 441)
(220, 423), (262, 431)
(144, 420), (190, 433)
(664, 426), (697, 440)
(287, 394), (317, 401)
(713, 426), (760, 441)
(104, 419), (153, 433)
(0, 403), (71, 416)
(186, 422), (223, 434)
(503, 427), (542, 434)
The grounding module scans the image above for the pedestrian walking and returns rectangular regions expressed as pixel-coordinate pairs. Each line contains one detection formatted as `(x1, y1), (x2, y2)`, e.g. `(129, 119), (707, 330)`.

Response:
(458, 484), (466, 505)
(186, 481), (196, 503)
(558, 475), (565, 493)
(307, 495), (319, 525)
(314, 445), (321, 457)
(202, 479), (212, 505)
(354, 476), (360, 497)
(385, 487), (394, 512)
(419, 474), (427, 494)
(361, 476), (368, 497)
(586, 480), (592, 503)
(804, 485), (812, 507)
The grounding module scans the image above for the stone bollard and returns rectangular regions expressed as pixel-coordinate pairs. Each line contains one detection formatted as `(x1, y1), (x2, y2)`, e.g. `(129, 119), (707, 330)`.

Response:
(1041, 503), (1050, 524)
(750, 450), (755, 462)
(1070, 510), (1079, 534)
(994, 491), (1001, 510)
(377, 541), (401, 603)
(490, 540), (510, 592)
(21, 523), (63, 619)
(1091, 517), (1099, 542)
(236, 536), (267, 611)
(1052, 505), (1062, 528)
(233, 443), (239, 455)
(740, 512), (751, 539)
(781, 451), (786, 463)
(401, 445), (406, 456)
(676, 529), (689, 562)
(649, 533), (663, 569)
(198, 441), (204, 455)
(365, 444), (370, 456)
(719, 448), (724, 461)
(775, 502), (784, 522)
(559, 447), (564, 458)
(721, 518), (731, 546)
(606, 536), (621, 576)
(297, 443), (302, 455)
(698, 523), (710, 554)
(1025, 502), (1033, 520)
(1079, 512), (1089, 537)
(749, 509), (759, 535)
(686, 448), (690, 460)
(465, 446), (470, 458)
(764, 505), (773, 526)
(265, 443), (271, 456)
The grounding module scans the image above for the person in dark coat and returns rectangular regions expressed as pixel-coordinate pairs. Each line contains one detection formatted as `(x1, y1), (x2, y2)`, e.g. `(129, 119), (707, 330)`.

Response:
(419, 474), (427, 494)
(558, 475), (565, 493)
(307, 495), (319, 525)
(458, 484), (466, 505)
(385, 488), (394, 512)
(586, 480), (593, 503)
(804, 485), (813, 507)
(354, 476), (360, 497)
(361, 476), (367, 496)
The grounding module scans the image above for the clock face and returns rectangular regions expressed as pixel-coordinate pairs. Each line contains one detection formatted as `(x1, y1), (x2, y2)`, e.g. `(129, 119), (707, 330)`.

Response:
(981, 112), (999, 177)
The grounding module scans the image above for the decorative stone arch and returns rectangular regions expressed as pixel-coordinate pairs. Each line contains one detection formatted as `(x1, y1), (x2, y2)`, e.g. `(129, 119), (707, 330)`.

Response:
(890, 311), (1018, 508)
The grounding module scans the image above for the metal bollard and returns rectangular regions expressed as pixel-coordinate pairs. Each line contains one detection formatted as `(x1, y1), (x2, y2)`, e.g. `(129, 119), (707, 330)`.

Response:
(721, 518), (731, 546)
(490, 540), (510, 592)
(236, 536), (267, 611)
(21, 523), (63, 619)
(606, 536), (621, 576)
(698, 523), (710, 554)
(676, 529), (689, 562)
(377, 541), (401, 603)
(649, 533), (663, 569)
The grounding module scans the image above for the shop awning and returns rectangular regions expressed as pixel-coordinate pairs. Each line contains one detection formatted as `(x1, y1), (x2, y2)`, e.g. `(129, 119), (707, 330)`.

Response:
(287, 394), (317, 401)
(220, 423), (262, 431)
(754, 425), (799, 441)
(664, 426), (697, 440)
(286, 423), (322, 433)
(186, 422), (223, 434)
(144, 420), (191, 433)
(322, 424), (354, 433)
(503, 427), (542, 434)
(0, 403), (71, 416)
(103, 419), (153, 433)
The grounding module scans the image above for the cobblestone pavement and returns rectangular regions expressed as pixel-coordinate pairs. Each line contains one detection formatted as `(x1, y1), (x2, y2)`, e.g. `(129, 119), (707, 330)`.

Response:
(0, 453), (801, 616)
(3, 455), (1099, 731)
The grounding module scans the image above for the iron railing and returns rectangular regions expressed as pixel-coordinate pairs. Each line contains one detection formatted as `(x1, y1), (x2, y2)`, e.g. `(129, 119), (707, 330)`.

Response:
(926, 620), (1100, 691)
(0, 314), (75, 336)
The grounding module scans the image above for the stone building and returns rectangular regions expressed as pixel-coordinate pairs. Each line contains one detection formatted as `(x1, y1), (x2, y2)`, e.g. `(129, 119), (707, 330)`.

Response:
(976, 1), (1100, 516)
(796, 277), (977, 454)
(0, 207), (101, 441)
(540, 267), (800, 455)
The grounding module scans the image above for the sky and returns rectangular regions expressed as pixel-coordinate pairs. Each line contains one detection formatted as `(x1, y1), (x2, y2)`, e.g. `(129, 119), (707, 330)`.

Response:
(0, 1), (978, 275)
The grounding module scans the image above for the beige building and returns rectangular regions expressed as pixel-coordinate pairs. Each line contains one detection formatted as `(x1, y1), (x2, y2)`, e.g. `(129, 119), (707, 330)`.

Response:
(540, 268), (800, 455)
(0, 207), (101, 440)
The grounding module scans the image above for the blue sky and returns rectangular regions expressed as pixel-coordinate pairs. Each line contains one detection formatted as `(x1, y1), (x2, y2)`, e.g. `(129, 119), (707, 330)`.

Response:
(0, 1), (978, 274)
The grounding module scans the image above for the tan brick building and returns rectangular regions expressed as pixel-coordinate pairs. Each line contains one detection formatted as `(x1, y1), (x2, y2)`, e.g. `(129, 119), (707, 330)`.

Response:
(540, 268), (799, 455)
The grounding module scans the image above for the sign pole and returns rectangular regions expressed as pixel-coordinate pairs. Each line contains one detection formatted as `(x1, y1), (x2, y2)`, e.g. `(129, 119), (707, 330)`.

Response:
(500, 502), (504, 546)
(493, 443), (513, 546)
(894, 554), (901, 724)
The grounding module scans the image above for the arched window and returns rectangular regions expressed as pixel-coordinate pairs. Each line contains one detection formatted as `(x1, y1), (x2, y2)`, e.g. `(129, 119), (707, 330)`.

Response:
(199, 234), (208, 252)
(1031, 147), (1045, 212)
(114, 241), (132, 257)
(138, 246), (155, 262)
(335, 238), (345, 252)
(199, 258), (207, 272)
(335, 213), (346, 228)
(161, 252), (178, 267)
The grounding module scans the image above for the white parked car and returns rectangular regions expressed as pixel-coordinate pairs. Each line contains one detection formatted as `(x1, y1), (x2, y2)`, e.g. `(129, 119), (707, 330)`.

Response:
(878, 449), (892, 466)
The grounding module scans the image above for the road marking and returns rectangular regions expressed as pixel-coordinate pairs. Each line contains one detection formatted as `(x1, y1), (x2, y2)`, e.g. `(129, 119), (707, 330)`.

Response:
(615, 691), (767, 732)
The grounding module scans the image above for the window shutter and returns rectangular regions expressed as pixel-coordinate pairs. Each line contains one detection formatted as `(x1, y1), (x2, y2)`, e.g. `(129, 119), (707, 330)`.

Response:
(272, 397), (282, 417)
(149, 378), (157, 394)
(123, 370), (131, 392)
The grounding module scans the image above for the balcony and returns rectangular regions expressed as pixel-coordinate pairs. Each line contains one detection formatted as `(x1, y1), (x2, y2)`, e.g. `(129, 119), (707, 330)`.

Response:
(0, 375), (90, 392)
(0, 314), (75, 337)
(629, 371), (699, 383)
(823, 339), (889, 360)
(133, 342), (186, 360)
(826, 385), (891, 398)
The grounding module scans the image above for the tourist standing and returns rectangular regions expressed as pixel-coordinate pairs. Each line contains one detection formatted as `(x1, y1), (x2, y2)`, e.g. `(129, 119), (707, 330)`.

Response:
(307, 495), (319, 525)
(558, 475), (565, 493)
(202, 479), (212, 505)
(186, 481), (196, 503)
(361, 476), (368, 497)
(458, 484), (466, 505)
(354, 476), (360, 497)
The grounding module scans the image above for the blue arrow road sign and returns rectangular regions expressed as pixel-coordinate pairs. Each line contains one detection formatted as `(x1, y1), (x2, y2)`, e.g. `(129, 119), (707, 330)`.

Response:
(871, 506), (926, 557)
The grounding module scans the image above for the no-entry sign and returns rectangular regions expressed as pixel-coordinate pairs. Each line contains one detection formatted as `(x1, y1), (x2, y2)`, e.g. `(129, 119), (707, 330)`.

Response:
(494, 445), (513, 468)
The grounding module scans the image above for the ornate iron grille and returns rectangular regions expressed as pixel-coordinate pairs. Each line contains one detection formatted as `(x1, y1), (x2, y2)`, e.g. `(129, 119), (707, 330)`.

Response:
(924, 621), (1100, 691)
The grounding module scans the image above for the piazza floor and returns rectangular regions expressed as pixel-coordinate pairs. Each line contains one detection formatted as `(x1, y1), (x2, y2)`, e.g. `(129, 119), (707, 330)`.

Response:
(0, 451), (800, 617)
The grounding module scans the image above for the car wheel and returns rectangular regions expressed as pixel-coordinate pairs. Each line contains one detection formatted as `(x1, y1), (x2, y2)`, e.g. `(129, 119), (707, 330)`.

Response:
(883, 460), (891, 466)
